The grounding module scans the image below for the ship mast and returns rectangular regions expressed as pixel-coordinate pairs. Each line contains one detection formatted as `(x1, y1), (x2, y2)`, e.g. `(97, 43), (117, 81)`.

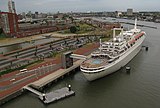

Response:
(134, 18), (137, 30)
(121, 27), (124, 40)
(113, 28), (116, 54)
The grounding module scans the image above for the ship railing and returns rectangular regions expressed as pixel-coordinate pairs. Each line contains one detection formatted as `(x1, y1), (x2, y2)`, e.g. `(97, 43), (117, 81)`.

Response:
(81, 66), (105, 71)
(81, 61), (115, 72)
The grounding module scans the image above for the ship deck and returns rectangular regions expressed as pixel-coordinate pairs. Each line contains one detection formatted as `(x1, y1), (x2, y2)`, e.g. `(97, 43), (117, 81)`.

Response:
(81, 58), (108, 68)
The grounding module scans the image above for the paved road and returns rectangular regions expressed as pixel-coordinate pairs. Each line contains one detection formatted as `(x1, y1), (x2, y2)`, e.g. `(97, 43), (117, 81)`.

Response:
(0, 63), (62, 91)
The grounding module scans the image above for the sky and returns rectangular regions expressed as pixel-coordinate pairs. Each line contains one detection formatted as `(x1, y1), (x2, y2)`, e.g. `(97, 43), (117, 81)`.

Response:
(0, 0), (160, 13)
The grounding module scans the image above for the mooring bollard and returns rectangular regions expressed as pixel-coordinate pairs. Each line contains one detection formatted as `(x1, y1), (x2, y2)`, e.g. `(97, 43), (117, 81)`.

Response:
(126, 66), (131, 73)
(68, 85), (71, 91)
(42, 94), (46, 101)
(145, 46), (148, 51)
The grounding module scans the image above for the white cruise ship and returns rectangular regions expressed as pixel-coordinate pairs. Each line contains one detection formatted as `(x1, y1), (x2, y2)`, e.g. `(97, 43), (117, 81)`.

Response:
(80, 19), (146, 81)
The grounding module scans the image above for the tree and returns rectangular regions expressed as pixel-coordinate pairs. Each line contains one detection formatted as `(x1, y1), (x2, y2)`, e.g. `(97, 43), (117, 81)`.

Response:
(69, 16), (74, 23)
(70, 26), (77, 33)
(0, 28), (3, 34)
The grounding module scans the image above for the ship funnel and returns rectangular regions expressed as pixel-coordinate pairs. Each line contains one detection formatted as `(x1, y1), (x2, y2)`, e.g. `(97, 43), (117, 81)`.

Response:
(134, 18), (137, 30)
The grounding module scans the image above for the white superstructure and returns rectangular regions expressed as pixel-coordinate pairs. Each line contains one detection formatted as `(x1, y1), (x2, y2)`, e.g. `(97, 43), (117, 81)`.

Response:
(80, 19), (146, 81)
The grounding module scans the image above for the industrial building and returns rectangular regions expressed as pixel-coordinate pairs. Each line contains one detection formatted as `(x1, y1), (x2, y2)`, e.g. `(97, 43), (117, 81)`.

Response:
(0, 0), (19, 37)
(0, 12), (19, 37)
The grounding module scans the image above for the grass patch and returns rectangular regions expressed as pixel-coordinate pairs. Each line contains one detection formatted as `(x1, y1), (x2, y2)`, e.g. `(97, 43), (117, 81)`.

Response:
(76, 30), (91, 34)
(53, 48), (74, 58)
(58, 23), (95, 34)
(0, 33), (7, 39)
(59, 29), (91, 34)
(26, 60), (44, 68)
(59, 29), (71, 34)
(101, 37), (110, 42)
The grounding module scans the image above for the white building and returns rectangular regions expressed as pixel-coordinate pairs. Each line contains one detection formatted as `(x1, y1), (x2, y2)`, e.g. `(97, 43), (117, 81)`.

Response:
(115, 11), (122, 17)
(127, 9), (133, 16)
(8, 0), (16, 13)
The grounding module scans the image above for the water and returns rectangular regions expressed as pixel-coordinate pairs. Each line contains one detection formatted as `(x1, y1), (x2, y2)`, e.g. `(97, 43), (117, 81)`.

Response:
(92, 59), (103, 64)
(1, 19), (160, 108)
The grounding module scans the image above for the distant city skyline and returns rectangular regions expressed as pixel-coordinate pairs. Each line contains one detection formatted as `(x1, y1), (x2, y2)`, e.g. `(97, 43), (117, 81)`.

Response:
(0, 0), (160, 13)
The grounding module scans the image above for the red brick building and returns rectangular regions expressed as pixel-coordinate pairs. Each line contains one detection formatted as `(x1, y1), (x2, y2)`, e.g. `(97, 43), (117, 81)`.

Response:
(84, 18), (121, 30)
(0, 12), (19, 37)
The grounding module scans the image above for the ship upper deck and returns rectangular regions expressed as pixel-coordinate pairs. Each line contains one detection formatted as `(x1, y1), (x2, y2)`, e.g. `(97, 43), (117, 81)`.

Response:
(81, 58), (108, 69)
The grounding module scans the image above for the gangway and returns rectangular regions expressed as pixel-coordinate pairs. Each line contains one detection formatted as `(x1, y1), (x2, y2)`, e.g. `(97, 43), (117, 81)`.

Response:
(70, 54), (87, 60)
(23, 86), (43, 97)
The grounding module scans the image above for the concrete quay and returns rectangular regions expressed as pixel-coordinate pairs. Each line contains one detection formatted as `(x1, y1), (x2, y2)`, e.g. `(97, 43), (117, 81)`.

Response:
(31, 60), (83, 89)
(0, 89), (23, 105)
(0, 60), (81, 105)
(0, 42), (99, 106)
(0, 59), (81, 105)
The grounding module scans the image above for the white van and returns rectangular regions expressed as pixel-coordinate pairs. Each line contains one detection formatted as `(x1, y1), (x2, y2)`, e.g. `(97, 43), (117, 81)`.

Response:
(20, 69), (28, 73)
